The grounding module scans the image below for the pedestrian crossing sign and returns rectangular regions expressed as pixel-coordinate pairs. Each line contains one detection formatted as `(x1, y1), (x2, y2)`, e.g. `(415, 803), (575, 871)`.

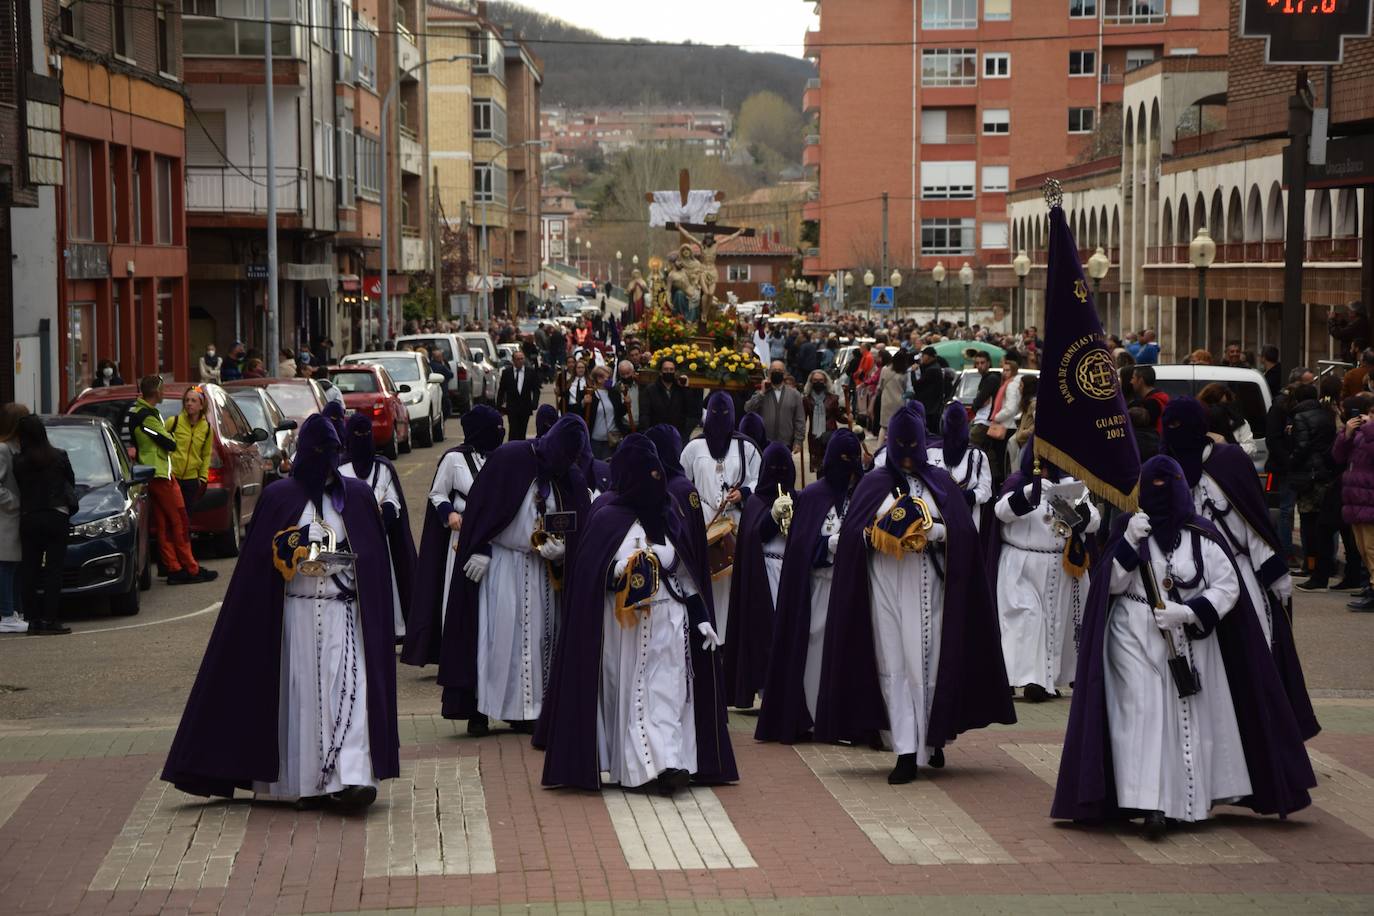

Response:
(871, 286), (895, 310)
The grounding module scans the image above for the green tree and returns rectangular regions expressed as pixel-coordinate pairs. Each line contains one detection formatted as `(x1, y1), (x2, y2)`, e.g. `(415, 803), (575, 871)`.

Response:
(736, 91), (805, 162)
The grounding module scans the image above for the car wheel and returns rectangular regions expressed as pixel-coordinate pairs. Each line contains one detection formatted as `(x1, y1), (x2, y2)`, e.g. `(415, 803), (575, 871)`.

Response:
(399, 421), (413, 454)
(109, 580), (141, 616)
(215, 497), (243, 558)
(433, 410), (445, 442)
(384, 432), (399, 460)
(138, 554), (153, 592)
(416, 411), (434, 447)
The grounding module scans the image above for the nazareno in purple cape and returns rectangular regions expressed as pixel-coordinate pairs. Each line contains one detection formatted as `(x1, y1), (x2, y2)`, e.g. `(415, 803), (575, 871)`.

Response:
(1198, 443), (1320, 741)
(371, 453), (417, 616)
(1051, 514), (1316, 821)
(435, 439), (590, 718)
(539, 498), (737, 791)
(813, 462), (1017, 747)
(754, 477), (848, 743)
(403, 443), (475, 667)
(161, 476), (401, 797)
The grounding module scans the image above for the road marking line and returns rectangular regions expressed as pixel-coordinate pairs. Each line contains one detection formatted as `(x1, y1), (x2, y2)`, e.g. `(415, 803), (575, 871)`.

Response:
(70, 602), (222, 637)
(363, 757), (496, 877)
(89, 775), (248, 892)
(1001, 743), (1276, 864)
(603, 787), (757, 870)
(1308, 748), (1374, 840)
(0, 774), (44, 829)
(797, 743), (1015, 866)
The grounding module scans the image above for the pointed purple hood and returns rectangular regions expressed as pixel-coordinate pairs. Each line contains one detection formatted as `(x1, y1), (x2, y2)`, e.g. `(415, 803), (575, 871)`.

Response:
(942, 402), (969, 467)
(703, 391), (736, 459)
(1161, 396), (1209, 488)
(293, 413), (341, 507)
(345, 412), (375, 478)
(461, 404), (505, 455)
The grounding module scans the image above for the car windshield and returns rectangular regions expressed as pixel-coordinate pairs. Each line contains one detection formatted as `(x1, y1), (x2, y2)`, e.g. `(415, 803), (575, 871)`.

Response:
(46, 426), (115, 486)
(265, 383), (317, 418)
(332, 371), (379, 394)
(369, 358), (421, 382)
(230, 393), (268, 429)
(405, 338), (452, 361)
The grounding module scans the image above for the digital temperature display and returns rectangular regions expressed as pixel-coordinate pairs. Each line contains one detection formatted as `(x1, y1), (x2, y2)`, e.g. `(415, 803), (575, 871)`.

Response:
(1242, 0), (1373, 64)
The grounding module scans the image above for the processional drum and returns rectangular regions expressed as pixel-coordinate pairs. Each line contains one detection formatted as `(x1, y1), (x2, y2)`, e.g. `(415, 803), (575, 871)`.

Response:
(706, 517), (737, 582)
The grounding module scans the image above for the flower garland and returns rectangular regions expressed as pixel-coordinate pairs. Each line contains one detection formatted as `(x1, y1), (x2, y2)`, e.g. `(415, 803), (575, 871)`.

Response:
(650, 343), (762, 385)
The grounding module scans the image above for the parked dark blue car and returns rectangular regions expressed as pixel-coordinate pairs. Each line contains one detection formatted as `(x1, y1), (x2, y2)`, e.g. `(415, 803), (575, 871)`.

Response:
(42, 416), (155, 616)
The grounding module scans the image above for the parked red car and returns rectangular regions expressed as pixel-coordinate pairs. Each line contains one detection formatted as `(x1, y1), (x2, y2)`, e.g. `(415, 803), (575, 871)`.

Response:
(67, 382), (268, 557)
(328, 365), (412, 458)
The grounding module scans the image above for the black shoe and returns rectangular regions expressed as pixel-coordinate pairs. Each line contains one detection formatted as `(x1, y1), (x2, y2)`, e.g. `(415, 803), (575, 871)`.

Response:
(928, 747), (945, 769)
(1023, 683), (1052, 703)
(1331, 578), (1367, 592)
(329, 785), (378, 813)
(887, 753), (919, 785)
(509, 720), (535, 735)
(29, 619), (71, 635)
(190, 567), (219, 583)
(467, 713), (490, 737)
(1295, 578), (1329, 592)
(1142, 811), (1167, 841)
(1348, 595), (1374, 612)
(294, 795), (329, 811)
(654, 768), (690, 796)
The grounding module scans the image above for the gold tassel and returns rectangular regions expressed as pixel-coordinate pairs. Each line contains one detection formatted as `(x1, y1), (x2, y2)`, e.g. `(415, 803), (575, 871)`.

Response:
(1061, 540), (1091, 579)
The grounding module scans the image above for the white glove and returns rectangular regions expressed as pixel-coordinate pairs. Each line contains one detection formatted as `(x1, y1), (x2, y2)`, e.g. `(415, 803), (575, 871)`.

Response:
(697, 621), (723, 652)
(1126, 512), (1152, 546)
(537, 539), (566, 561)
(650, 540), (676, 571)
(1152, 600), (1196, 630)
(308, 520), (328, 544)
(770, 493), (794, 524)
(926, 522), (947, 545)
(464, 554), (491, 583)
(826, 533), (840, 557)
(1273, 573), (1293, 604)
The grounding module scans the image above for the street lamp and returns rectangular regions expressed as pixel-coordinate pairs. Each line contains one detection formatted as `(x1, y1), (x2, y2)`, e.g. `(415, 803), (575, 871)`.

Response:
(585, 239), (592, 283)
(863, 269), (875, 287)
(932, 261), (946, 325)
(959, 262), (974, 331)
(380, 53), (479, 342)
(616, 250), (623, 289)
(1189, 227), (1216, 351)
(1087, 246), (1111, 331)
(1012, 249), (1031, 333)
(890, 269), (903, 318)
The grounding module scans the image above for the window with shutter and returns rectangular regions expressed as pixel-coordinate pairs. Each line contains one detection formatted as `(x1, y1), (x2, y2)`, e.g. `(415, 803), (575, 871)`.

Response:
(187, 111), (228, 166)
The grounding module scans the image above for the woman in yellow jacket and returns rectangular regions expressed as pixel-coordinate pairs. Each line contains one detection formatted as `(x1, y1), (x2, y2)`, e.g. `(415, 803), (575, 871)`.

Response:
(169, 388), (214, 511)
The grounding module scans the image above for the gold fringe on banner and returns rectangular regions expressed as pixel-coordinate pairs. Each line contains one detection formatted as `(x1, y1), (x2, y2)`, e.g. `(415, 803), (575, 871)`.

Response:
(612, 551), (660, 629)
(1033, 436), (1139, 514)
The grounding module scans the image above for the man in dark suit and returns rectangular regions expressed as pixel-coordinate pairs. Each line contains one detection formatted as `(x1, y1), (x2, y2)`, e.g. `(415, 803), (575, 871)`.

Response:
(638, 356), (696, 444)
(910, 346), (948, 433)
(497, 349), (541, 440)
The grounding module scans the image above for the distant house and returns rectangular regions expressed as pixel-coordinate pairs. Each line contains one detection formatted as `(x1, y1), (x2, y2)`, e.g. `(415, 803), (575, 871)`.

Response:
(714, 233), (799, 305)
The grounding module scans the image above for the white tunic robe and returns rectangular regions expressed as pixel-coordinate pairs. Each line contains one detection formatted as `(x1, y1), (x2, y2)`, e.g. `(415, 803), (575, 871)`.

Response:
(1105, 530), (1252, 821)
(428, 449), (485, 622)
(1191, 450), (1278, 647)
(255, 499), (375, 800)
(994, 477), (1101, 692)
(803, 504), (844, 720)
(598, 523), (700, 788)
(477, 481), (558, 723)
(929, 448), (993, 533)
(868, 473), (944, 762)
(338, 460), (406, 637)
(680, 436), (760, 643)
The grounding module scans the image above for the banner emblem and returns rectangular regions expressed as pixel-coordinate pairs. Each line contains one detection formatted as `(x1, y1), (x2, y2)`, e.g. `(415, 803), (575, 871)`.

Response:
(1076, 349), (1118, 401)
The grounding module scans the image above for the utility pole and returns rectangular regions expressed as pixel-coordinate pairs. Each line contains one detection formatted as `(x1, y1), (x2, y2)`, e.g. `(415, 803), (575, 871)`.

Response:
(1282, 70), (1312, 371)
(263, 2), (279, 375)
(881, 191), (889, 313)
(432, 166), (443, 321)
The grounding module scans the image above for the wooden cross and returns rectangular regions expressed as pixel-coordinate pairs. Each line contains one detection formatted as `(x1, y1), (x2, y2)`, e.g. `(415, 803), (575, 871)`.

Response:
(644, 169), (756, 238)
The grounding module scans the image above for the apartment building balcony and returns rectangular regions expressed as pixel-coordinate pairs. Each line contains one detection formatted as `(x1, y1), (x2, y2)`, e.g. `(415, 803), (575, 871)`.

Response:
(802, 138), (821, 169)
(803, 78), (821, 115)
(399, 131), (423, 176)
(185, 166), (307, 220)
(804, 29), (822, 59)
(803, 199), (821, 221)
(802, 248), (821, 274)
(1145, 238), (1360, 265)
(401, 229), (426, 272)
(183, 16), (307, 64)
(397, 25), (421, 76)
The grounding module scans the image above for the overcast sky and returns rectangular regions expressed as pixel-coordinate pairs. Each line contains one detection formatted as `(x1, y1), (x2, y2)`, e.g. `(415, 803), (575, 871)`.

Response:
(511, 0), (818, 57)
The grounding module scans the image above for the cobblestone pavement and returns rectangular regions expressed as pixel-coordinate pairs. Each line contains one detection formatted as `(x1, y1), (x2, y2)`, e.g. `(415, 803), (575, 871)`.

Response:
(0, 700), (1372, 914)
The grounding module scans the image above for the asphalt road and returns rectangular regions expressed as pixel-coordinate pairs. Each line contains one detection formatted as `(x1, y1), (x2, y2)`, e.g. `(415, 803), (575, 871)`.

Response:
(3, 408), (1373, 729)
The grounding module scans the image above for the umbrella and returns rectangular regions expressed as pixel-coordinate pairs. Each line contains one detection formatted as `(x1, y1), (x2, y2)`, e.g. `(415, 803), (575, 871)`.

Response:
(930, 340), (1006, 370)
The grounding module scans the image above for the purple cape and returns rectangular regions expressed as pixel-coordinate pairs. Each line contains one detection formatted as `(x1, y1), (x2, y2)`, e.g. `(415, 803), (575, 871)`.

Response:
(1202, 444), (1319, 740)
(436, 440), (590, 716)
(540, 500), (737, 790)
(814, 463), (1016, 746)
(754, 479), (845, 743)
(402, 444), (474, 667)
(371, 454), (416, 615)
(161, 477), (401, 797)
(1051, 517), (1316, 821)
(722, 491), (776, 708)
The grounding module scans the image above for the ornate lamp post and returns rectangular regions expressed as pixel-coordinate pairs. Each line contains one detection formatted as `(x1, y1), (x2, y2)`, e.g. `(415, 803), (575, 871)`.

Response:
(1088, 246), (1111, 332)
(1189, 227), (1216, 352)
(1012, 249), (1031, 332)
(932, 261), (946, 324)
(959, 262), (974, 331)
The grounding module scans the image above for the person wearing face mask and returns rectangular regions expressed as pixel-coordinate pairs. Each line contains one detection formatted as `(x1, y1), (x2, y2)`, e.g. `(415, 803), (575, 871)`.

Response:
(639, 356), (696, 444)
(198, 345), (222, 384)
(722, 442), (796, 710)
(802, 370), (849, 482)
(815, 408), (1015, 785)
(1052, 456), (1316, 840)
(162, 415), (401, 812)
(93, 359), (124, 388)
(744, 360), (806, 456)
(405, 406), (504, 668)
(437, 416), (592, 736)
(338, 413), (415, 640)
(541, 434), (735, 795)
(679, 392), (761, 643)
(991, 440), (1101, 703)
(1160, 397), (1317, 740)
(756, 430), (863, 743)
